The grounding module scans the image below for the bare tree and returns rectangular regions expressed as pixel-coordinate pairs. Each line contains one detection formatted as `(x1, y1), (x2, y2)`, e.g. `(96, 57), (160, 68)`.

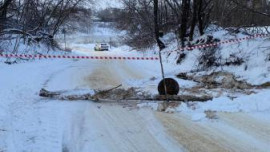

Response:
(0, 0), (13, 32)
(113, 0), (270, 64)
(0, 0), (92, 51)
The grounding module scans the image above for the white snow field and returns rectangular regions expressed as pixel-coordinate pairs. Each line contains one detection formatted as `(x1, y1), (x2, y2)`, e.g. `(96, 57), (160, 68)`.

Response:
(0, 56), (184, 152)
(1, 22), (270, 152)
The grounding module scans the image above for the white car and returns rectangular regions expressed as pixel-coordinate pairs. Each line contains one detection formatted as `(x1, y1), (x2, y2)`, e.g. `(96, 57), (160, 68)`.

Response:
(94, 43), (109, 51)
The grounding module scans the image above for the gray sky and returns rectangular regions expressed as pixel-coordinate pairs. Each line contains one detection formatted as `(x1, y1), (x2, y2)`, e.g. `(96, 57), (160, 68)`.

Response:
(93, 0), (123, 10)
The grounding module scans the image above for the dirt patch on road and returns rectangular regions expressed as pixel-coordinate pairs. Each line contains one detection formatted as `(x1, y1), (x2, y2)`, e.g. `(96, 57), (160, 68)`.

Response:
(86, 64), (122, 90)
(219, 113), (270, 143)
(177, 72), (253, 90)
(156, 113), (233, 152)
(155, 112), (270, 152)
(85, 60), (145, 90)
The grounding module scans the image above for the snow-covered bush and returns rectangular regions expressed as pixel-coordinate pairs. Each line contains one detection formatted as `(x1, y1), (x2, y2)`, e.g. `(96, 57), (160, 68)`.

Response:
(194, 35), (221, 70)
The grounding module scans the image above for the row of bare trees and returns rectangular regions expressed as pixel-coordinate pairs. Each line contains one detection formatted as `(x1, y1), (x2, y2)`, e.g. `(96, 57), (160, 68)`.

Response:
(109, 0), (214, 48)
(0, 0), (91, 49)
(109, 0), (270, 49)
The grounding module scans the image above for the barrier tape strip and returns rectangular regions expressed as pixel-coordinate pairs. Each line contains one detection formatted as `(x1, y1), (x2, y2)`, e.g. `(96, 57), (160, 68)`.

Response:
(169, 33), (270, 53)
(0, 33), (269, 60)
(0, 54), (160, 61)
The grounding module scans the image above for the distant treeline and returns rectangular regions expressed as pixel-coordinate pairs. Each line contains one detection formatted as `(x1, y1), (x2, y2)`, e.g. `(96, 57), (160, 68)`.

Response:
(97, 0), (270, 48)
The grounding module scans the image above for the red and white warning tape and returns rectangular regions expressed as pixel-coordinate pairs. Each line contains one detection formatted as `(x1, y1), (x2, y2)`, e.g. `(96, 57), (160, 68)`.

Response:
(169, 33), (270, 53)
(0, 54), (160, 61)
(0, 33), (269, 61)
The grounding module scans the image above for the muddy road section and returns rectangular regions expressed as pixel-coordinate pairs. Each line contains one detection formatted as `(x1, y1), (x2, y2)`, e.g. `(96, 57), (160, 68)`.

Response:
(156, 112), (270, 152)
(85, 60), (146, 90)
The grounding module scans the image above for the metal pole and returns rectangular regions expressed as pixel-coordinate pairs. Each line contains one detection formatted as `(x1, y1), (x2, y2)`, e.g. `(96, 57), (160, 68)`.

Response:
(154, 0), (169, 102)
(158, 50), (169, 102)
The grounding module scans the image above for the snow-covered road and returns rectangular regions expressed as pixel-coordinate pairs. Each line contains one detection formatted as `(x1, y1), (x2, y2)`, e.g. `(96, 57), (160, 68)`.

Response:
(157, 112), (270, 152)
(0, 57), (184, 152)
(1, 55), (270, 152)
(1, 22), (270, 152)
(62, 102), (182, 152)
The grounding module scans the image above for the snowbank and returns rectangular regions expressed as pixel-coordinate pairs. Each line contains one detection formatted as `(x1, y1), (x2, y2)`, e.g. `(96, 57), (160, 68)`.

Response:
(178, 89), (270, 113)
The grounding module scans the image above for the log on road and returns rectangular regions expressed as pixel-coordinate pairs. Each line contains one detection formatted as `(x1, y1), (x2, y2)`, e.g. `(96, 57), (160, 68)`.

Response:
(39, 88), (213, 102)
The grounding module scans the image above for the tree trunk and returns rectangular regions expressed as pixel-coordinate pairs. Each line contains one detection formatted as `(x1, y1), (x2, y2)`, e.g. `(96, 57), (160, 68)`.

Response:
(0, 0), (12, 18)
(154, 0), (165, 50)
(0, 0), (13, 31)
(189, 0), (198, 41)
(179, 0), (191, 46)
(197, 0), (204, 35)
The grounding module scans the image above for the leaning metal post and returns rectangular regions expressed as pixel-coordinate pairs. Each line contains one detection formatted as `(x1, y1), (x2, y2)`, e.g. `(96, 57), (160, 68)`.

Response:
(158, 47), (169, 102)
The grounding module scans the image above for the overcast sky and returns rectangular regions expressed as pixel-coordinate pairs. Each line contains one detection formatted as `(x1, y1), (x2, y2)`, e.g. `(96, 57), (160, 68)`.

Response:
(93, 0), (123, 10)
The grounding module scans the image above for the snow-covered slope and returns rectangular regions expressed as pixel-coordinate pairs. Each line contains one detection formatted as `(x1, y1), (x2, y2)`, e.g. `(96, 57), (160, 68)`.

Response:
(161, 29), (270, 85)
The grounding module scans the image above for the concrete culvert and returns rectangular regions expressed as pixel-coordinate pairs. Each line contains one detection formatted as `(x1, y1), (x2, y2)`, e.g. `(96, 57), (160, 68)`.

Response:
(158, 78), (180, 95)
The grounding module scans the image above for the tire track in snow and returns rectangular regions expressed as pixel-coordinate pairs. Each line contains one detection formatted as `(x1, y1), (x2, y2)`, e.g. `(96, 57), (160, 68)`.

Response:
(156, 112), (270, 152)
(219, 112), (270, 145)
(62, 103), (183, 152)
(156, 113), (231, 152)
(42, 59), (184, 151)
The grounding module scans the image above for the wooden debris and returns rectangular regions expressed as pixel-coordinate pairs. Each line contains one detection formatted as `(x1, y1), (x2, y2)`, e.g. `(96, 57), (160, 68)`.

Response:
(154, 95), (213, 102)
(92, 84), (122, 98)
(39, 88), (62, 98)
(39, 88), (212, 102)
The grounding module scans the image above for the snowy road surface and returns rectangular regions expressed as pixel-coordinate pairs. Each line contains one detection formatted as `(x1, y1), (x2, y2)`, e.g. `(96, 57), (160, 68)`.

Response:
(157, 112), (270, 152)
(1, 23), (270, 151)
(0, 57), (183, 152)
(1, 54), (270, 152)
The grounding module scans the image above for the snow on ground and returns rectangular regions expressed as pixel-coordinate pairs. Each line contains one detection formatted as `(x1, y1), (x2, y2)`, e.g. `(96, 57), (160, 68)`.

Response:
(178, 89), (270, 113)
(0, 59), (72, 151)
(1, 22), (270, 151)
(138, 29), (270, 119)
(0, 57), (185, 151)
(156, 111), (270, 151)
(162, 30), (270, 85)
(0, 29), (183, 152)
